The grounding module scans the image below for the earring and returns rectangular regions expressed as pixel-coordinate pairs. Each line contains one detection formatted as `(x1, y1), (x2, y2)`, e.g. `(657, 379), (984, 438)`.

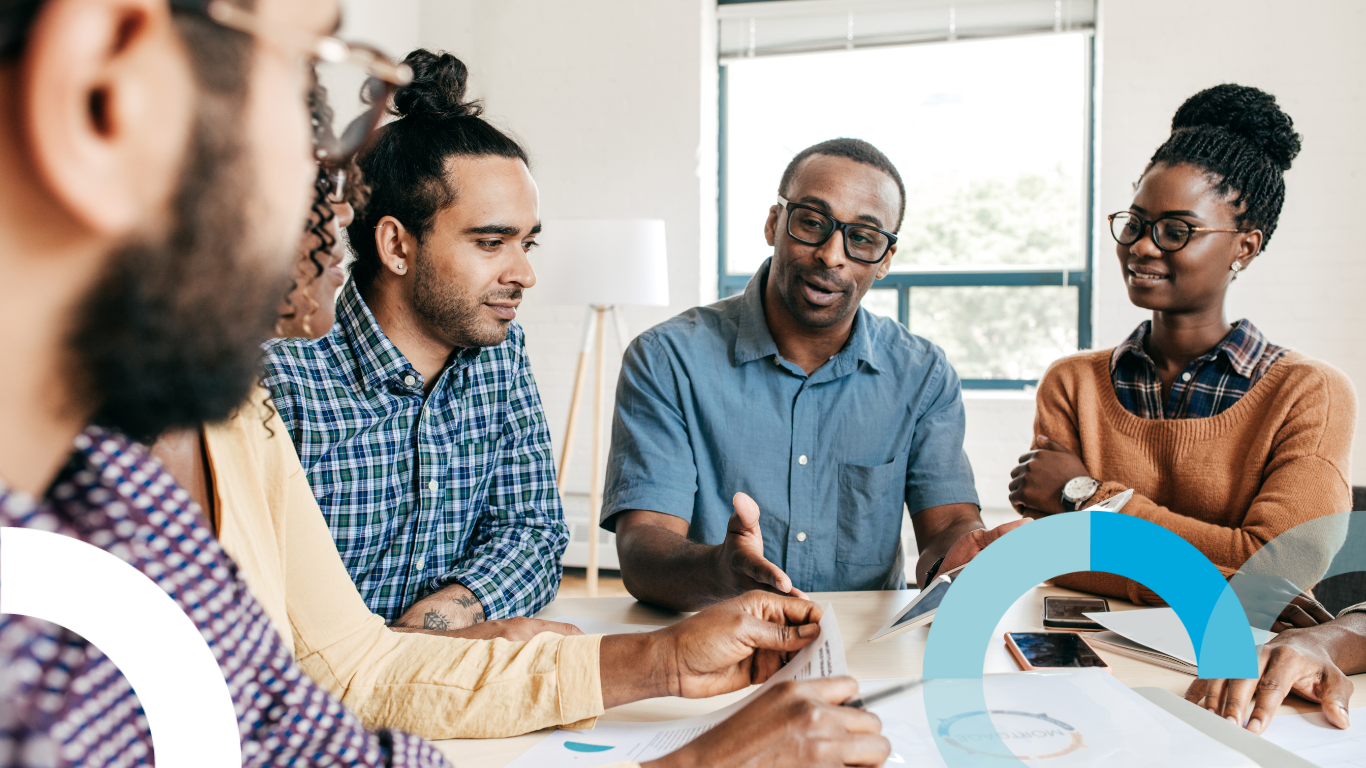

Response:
(396, 262), (406, 273)
(1230, 261), (1242, 279)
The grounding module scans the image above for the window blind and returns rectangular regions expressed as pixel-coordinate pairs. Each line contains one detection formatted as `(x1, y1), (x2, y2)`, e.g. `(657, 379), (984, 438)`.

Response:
(718, 0), (1095, 60)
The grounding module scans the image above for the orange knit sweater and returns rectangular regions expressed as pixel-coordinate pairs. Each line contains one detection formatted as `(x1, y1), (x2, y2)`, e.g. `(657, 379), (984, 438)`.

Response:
(1032, 349), (1356, 604)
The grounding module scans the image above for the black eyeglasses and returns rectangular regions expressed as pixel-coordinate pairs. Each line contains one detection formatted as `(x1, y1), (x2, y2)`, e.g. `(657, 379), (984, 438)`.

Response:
(1108, 211), (1250, 254)
(777, 196), (898, 265)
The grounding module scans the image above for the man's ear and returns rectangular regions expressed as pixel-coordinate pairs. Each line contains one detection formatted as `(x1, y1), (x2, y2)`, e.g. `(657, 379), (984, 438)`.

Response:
(875, 245), (895, 280)
(22, 0), (194, 237)
(373, 216), (416, 277)
(764, 205), (780, 247)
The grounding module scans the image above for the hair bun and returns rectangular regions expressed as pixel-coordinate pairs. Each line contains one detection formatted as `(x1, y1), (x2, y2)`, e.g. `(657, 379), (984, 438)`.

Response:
(1170, 84), (1301, 170)
(390, 49), (482, 122)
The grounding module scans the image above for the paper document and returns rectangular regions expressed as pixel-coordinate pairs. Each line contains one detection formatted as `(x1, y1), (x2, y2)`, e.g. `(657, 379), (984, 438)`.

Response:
(506, 604), (846, 766)
(551, 617), (663, 635)
(868, 669), (1255, 767)
(1084, 608), (1273, 671)
(1261, 708), (1366, 767)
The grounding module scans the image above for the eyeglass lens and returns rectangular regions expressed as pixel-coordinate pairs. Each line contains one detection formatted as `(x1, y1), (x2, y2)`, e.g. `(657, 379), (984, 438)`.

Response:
(313, 49), (395, 163)
(787, 206), (890, 263)
(1110, 212), (1192, 252)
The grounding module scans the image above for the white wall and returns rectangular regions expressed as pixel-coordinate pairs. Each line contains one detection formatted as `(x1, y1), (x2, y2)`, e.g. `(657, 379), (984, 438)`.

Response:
(1095, 0), (1366, 482)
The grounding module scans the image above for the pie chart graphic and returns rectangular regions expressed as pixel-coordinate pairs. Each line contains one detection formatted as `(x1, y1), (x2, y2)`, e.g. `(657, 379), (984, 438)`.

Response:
(564, 742), (616, 753)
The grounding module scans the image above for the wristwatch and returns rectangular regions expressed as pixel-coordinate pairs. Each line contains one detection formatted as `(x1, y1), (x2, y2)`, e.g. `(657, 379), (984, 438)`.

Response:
(1060, 476), (1101, 512)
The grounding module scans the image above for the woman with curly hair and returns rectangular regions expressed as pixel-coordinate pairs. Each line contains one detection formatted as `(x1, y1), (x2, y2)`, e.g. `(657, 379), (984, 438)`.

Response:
(1008, 84), (1355, 606)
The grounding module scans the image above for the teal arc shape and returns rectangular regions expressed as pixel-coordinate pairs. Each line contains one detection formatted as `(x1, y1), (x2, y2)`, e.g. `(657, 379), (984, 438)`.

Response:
(920, 511), (1259, 767)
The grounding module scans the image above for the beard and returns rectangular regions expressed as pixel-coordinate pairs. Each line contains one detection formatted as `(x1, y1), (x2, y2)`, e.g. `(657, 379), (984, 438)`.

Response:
(67, 95), (293, 444)
(411, 248), (520, 350)
(773, 254), (862, 329)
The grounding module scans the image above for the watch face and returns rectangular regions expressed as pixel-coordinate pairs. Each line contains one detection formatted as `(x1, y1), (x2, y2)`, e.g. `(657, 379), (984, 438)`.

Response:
(1063, 477), (1098, 501)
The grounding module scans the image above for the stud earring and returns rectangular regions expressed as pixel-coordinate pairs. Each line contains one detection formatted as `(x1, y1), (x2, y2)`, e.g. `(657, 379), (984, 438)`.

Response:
(396, 262), (406, 273)
(1230, 261), (1242, 279)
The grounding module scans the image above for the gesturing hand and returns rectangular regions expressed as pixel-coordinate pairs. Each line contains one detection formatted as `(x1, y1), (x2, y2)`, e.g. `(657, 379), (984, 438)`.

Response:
(656, 591), (823, 699)
(1185, 627), (1354, 734)
(936, 518), (1032, 579)
(719, 492), (806, 599)
(1008, 435), (1091, 515)
(646, 678), (890, 768)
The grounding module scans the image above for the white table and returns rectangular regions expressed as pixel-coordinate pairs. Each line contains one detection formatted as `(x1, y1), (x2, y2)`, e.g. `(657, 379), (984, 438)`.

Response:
(433, 586), (1366, 767)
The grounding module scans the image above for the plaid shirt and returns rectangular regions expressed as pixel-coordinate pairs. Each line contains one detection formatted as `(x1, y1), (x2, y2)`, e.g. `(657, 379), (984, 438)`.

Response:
(0, 426), (448, 768)
(263, 282), (567, 623)
(1110, 319), (1287, 420)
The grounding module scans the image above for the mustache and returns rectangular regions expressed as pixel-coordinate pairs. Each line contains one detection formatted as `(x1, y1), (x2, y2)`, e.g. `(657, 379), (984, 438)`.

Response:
(791, 263), (855, 292)
(482, 288), (524, 303)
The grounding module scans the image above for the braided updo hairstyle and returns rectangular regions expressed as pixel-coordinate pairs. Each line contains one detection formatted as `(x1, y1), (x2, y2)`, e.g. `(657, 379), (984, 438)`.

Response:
(1146, 84), (1302, 248)
(348, 49), (528, 289)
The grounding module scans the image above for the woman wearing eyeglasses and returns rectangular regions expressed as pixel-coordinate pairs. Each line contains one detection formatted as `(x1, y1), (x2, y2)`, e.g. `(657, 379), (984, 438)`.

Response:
(1008, 84), (1355, 609)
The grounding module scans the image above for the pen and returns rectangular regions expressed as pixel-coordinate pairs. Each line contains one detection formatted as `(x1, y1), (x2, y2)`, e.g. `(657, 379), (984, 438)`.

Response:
(841, 678), (923, 710)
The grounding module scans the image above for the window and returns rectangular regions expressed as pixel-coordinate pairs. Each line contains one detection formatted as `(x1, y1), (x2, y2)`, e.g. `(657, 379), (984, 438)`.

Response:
(719, 27), (1094, 387)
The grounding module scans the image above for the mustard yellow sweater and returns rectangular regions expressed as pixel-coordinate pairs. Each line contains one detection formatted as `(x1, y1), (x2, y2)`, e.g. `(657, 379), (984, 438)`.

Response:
(1032, 350), (1356, 604)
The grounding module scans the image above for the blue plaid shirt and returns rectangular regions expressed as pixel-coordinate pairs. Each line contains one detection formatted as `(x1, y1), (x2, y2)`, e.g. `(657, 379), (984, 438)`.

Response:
(1110, 319), (1288, 420)
(263, 281), (567, 623)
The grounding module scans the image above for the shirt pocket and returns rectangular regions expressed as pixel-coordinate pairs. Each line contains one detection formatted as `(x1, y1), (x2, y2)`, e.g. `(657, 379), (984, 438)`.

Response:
(834, 459), (905, 566)
(442, 440), (500, 542)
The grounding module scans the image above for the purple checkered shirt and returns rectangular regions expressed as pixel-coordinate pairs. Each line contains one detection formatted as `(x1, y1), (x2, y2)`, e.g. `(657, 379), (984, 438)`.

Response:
(0, 425), (450, 768)
(1110, 319), (1288, 420)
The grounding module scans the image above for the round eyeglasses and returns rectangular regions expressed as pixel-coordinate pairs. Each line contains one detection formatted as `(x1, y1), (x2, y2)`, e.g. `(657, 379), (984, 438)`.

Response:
(778, 196), (897, 265)
(1108, 211), (1250, 253)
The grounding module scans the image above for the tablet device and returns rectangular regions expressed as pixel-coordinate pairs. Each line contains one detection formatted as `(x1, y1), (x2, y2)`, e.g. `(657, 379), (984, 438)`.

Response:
(867, 489), (1134, 643)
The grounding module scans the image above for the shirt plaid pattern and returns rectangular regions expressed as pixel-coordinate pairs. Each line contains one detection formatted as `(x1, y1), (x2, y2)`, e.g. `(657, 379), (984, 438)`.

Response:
(263, 281), (567, 623)
(1110, 319), (1288, 420)
(0, 426), (448, 768)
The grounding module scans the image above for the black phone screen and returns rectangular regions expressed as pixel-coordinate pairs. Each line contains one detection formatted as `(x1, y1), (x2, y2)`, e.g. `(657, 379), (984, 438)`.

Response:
(1009, 632), (1106, 668)
(1044, 597), (1108, 622)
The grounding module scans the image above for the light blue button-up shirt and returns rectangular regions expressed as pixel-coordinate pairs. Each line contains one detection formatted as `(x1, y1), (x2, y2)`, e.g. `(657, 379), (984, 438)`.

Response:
(602, 259), (979, 591)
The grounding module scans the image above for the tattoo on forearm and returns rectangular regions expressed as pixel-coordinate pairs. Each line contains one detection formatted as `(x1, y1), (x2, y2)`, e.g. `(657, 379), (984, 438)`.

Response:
(450, 592), (486, 623)
(423, 611), (450, 630)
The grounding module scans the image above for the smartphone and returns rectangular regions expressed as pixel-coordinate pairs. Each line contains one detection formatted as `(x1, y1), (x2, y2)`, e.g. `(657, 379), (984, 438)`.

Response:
(1042, 596), (1109, 631)
(1005, 632), (1110, 672)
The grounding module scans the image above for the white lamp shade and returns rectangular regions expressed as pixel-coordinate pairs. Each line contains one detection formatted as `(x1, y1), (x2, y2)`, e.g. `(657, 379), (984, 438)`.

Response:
(533, 219), (669, 307)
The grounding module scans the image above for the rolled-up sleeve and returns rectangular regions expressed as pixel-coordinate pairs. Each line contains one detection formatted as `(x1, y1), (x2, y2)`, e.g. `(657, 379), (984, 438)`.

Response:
(601, 334), (698, 531)
(904, 353), (979, 515)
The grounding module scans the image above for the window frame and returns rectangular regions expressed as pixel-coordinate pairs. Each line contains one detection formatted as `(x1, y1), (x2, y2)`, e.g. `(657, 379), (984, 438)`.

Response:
(717, 32), (1098, 389)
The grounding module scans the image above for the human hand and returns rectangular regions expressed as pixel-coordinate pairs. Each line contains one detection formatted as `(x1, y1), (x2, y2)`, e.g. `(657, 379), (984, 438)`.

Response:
(645, 677), (890, 768)
(392, 617), (583, 642)
(655, 591), (824, 699)
(1008, 435), (1091, 514)
(718, 492), (806, 599)
(1184, 627), (1354, 734)
(936, 518), (1032, 579)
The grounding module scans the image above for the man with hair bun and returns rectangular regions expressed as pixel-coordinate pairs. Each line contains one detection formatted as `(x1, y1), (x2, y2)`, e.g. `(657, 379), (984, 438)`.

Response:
(267, 48), (569, 635)
(606, 137), (1028, 610)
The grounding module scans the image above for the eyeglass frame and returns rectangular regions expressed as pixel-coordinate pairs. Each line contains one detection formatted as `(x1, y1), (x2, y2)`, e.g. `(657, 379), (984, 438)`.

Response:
(173, 0), (412, 165)
(1107, 210), (1252, 254)
(775, 195), (898, 265)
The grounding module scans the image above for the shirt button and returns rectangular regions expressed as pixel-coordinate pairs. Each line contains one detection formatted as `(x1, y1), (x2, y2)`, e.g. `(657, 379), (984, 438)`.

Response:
(798, 455), (808, 465)
(427, 480), (439, 492)
(1181, 372), (1193, 382)
(415, 557), (425, 570)
(404, 375), (417, 386)
(797, 532), (807, 542)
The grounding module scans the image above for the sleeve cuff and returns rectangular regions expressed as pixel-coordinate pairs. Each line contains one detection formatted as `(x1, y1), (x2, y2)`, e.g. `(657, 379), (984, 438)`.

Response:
(556, 633), (606, 727)
(600, 488), (696, 532)
(1337, 602), (1366, 619)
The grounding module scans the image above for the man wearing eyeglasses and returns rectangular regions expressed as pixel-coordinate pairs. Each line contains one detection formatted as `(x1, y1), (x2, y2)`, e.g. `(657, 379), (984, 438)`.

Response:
(606, 138), (1027, 610)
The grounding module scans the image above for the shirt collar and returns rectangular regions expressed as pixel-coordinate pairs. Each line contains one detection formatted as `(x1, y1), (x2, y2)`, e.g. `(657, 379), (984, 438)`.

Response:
(336, 280), (425, 392)
(732, 257), (883, 376)
(1110, 318), (1268, 380)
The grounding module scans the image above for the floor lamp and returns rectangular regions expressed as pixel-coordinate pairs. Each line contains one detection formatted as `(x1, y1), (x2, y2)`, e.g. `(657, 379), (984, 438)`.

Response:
(535, 219), (669, 595)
